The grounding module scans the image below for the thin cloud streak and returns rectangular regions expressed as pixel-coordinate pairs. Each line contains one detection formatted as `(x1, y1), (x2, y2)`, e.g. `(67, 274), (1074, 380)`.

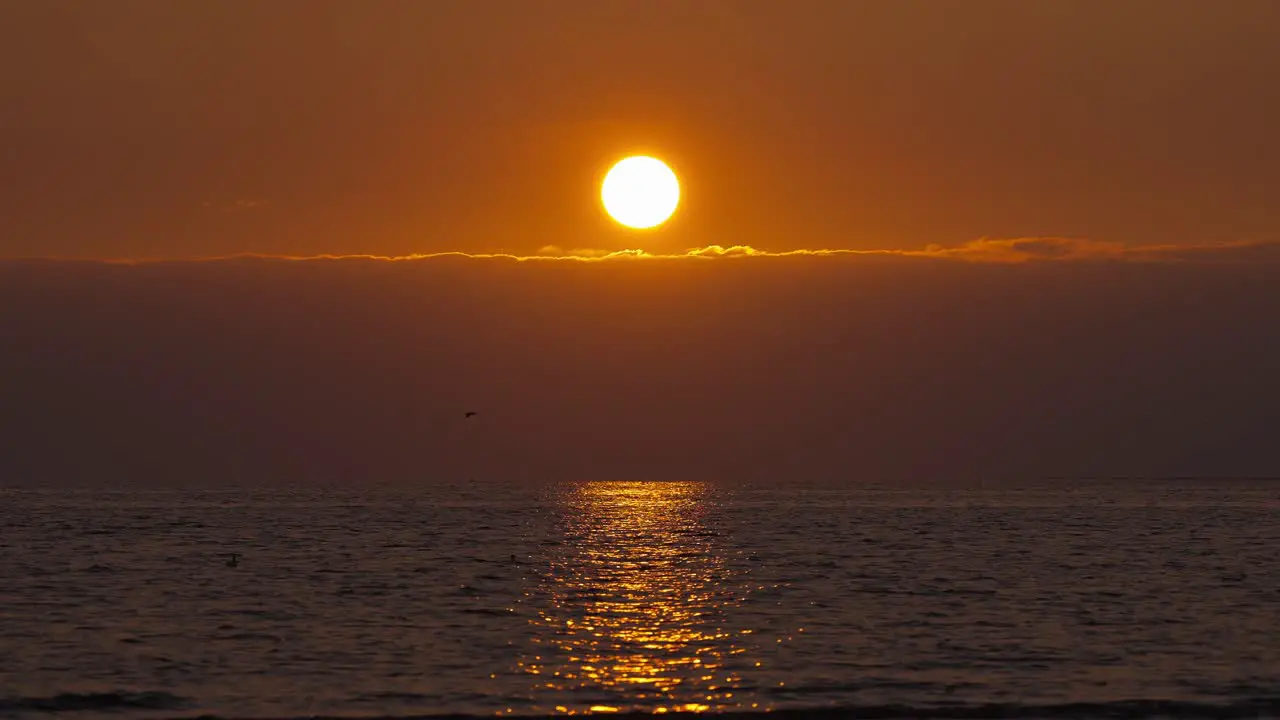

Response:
(5, 238), (1279, 267)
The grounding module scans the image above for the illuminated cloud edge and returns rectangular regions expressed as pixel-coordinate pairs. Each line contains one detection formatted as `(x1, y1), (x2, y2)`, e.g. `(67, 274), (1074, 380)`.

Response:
(4, 237), (1278, 266)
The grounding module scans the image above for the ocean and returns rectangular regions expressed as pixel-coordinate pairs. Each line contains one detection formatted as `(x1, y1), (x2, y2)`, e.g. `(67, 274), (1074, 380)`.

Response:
(1, 480), (1277, 719)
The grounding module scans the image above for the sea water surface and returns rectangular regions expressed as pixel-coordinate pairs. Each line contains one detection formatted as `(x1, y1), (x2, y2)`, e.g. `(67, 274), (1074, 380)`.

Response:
(1, 480), (1278, 719)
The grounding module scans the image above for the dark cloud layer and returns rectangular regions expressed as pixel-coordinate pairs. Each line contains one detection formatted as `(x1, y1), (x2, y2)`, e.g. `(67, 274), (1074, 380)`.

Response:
(2, 249), (1278, 487)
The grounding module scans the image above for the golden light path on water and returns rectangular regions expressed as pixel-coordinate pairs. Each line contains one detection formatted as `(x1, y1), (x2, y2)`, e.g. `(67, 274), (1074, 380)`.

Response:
(514, 481), (769, 715)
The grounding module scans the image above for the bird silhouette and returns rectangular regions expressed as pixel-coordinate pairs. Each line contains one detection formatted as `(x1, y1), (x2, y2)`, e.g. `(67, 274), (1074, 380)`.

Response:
(464, 411), (478, 419)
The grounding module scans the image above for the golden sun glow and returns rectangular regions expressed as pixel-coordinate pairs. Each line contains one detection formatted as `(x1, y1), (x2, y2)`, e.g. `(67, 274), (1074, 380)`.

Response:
(601, 156), (680, 230)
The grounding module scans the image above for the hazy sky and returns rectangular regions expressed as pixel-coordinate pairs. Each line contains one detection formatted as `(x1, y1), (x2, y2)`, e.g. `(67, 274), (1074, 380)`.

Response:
(2, 244), (1278, 487)
(3, 0), (1279, 259)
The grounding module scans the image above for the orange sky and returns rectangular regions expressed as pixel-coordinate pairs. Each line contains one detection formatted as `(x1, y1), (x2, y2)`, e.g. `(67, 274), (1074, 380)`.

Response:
(2, 0), (1278, 259)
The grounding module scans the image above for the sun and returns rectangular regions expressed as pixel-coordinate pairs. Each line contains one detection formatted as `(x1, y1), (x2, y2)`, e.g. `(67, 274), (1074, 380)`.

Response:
(601, 156), (680, 230)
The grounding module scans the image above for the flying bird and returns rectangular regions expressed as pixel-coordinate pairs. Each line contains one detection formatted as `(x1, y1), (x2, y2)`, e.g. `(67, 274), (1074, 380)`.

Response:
(464, 411), (478, 419)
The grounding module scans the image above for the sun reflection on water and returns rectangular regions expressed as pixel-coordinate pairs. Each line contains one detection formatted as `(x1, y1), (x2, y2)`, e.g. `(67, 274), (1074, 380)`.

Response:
(516, 481), (761, 715)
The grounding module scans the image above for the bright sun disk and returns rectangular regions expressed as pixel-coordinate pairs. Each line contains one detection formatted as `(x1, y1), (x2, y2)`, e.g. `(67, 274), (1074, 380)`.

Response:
(601, 156), (680, 230)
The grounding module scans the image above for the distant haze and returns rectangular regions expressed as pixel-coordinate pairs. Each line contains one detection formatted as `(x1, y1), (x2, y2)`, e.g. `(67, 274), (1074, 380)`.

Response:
(3, 252), (1277, 487)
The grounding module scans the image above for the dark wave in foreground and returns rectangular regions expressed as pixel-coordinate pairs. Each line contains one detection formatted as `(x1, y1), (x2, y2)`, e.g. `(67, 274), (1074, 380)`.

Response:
(0, 691), (186, 712)
(7, 693), (1280, 719)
